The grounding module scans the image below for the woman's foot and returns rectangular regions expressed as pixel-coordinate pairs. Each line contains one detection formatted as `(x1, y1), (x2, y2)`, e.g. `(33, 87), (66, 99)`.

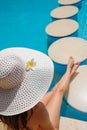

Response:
(66, 56), (80, 77)
(52, 57), (80, 95)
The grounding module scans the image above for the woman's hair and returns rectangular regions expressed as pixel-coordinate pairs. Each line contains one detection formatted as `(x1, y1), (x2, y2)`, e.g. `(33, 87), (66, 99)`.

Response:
(0, 109), (33, 130)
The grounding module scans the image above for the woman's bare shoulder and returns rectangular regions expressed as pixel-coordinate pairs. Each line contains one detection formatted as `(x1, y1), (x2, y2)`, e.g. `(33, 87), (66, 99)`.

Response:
(28, 102), (57, 130)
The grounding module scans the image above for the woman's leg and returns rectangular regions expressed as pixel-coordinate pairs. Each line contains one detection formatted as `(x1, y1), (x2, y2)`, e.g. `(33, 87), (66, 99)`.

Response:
(52, 57), (80, 93)
(41, 57), (79, 105)
(40, 91), (54, 106)
(41, 57), (80, 129)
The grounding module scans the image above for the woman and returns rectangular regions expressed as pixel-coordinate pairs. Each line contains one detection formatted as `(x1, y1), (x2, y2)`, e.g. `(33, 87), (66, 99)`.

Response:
(0, 47), (80, 130)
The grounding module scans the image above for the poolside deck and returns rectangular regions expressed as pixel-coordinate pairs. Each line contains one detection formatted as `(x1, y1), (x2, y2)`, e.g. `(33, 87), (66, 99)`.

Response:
(59, 116), (87, 130)
(0, 116), (87, 130)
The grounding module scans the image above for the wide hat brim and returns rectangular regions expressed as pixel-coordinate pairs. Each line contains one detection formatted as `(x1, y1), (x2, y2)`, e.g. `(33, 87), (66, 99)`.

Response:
(0, 47), (54, 116)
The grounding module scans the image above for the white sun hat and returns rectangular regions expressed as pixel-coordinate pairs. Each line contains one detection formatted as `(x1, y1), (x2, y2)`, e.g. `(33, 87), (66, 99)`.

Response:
(0, 47), (54, 116)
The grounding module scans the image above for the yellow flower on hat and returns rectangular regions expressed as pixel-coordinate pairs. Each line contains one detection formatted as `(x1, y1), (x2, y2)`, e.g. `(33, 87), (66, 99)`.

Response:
(26, 58), (36, 71)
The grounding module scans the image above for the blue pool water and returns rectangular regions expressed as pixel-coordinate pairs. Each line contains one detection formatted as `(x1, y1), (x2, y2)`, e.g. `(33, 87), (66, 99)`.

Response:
(0, 0), (57, 53)
(0, 0), (87, 122)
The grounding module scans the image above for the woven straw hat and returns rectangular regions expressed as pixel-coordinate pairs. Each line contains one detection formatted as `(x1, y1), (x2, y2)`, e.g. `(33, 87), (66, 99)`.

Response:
(0, 47), (54, 116)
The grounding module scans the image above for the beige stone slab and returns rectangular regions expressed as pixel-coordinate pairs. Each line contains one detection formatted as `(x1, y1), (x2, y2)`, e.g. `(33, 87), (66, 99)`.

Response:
(59, 117), (87, 130)
(50, 6), (79, 19)
(45, 19), (79, 37)
(65, 65), (87, 113)
(58, 0), (81, 5)
(48, 37), (87, 64)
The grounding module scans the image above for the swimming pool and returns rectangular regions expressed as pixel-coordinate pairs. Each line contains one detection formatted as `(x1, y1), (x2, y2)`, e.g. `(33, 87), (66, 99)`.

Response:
(0, 0), (58, 53)
(0, 0), (87, 122)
